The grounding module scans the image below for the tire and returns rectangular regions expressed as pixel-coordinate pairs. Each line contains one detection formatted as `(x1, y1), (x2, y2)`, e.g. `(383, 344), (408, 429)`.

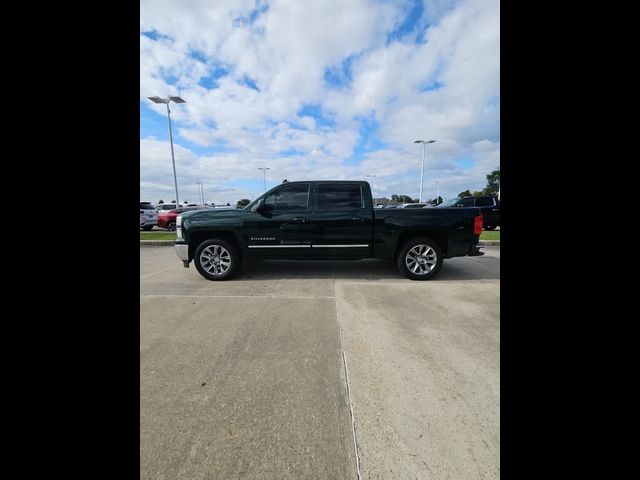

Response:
(194, 238), (241, 281)
(484, 225), (496, 231)
(167, 222), (176, 232)
(142, 225), (154, 231)
(396, 237), (443, 281)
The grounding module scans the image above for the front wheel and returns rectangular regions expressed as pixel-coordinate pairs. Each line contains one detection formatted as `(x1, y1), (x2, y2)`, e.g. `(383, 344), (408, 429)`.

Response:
(397, 237), (443, 280)
(141, 225), (154, 231)
(194, 238), (241, 281)
(167, 222), (176, 231)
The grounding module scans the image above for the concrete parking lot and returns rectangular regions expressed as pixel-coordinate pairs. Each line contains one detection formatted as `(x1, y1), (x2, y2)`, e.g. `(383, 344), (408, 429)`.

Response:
(140, 247), (500, 479)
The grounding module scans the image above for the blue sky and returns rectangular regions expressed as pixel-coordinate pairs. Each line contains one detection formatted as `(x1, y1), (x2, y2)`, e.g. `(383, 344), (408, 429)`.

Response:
(140, 0), (499, 204)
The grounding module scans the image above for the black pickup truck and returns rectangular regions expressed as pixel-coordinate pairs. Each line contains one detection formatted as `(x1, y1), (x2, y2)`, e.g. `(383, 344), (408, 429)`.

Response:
(174, 181), (485, 281)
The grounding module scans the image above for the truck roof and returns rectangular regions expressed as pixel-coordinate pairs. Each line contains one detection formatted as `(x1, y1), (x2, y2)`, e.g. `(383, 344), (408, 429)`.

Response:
(276, 180), (369, 184)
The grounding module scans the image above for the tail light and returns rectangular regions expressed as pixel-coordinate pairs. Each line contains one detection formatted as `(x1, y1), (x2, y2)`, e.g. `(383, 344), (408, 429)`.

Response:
(473, 214), (483, 236)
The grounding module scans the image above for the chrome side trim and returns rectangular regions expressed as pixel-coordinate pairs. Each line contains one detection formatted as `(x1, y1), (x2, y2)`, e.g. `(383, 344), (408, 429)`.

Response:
(248, 245), (312, 248)
(247, 244), (369, 248)
(312, 244), (369, 248)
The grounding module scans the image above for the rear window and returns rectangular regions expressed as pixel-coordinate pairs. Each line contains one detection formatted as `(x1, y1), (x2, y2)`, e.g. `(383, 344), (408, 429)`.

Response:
(475, 197), (495, 207)
(458, 198), (474, 207)
(317, 184), (363, 210)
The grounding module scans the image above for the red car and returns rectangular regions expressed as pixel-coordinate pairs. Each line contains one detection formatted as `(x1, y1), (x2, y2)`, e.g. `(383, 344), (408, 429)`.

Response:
(157, 206), (209, 231)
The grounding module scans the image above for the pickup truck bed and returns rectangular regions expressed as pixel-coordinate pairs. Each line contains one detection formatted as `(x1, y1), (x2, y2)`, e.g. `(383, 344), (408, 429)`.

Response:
(175, 181), (485, 280)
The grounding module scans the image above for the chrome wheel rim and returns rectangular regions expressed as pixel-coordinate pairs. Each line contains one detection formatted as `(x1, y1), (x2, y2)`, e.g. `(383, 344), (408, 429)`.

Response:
(200, 245), (231, 275)
(405, 244), (437, 275)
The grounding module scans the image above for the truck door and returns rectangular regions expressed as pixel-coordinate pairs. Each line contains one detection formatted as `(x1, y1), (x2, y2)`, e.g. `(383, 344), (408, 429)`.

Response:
(308, 183), (372, 257)
(243, 182), (315, 256)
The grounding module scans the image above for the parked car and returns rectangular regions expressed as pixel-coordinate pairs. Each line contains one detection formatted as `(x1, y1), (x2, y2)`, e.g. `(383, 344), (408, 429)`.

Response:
(157, 206), (210, 231)
(436, 196), (500, 230)
(174, 180), (485, 281)
(396, 203), (429, 209)
(155, 203), (177, 212)
(140, 202), (158, 231)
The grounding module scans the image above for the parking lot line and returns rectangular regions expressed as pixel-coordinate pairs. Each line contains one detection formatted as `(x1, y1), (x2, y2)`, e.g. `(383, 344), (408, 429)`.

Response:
(141, 293), (336, 299)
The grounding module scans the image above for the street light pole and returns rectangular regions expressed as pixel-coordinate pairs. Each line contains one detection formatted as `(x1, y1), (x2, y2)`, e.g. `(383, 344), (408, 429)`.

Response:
(414, 139), (436, 202)
(366, 174), (377, 200)
(196, 182), (205, 205)
(258, 167), (271, 193)
(148, 96), (186, 209)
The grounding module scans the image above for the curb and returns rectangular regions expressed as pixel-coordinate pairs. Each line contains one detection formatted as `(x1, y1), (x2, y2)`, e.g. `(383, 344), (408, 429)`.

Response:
(140, 240), (175, 246)
(482, 240), (500, 246)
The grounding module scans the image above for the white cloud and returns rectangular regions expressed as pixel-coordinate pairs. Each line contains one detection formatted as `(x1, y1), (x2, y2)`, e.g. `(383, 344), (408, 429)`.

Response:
(140, 0), (499, 203)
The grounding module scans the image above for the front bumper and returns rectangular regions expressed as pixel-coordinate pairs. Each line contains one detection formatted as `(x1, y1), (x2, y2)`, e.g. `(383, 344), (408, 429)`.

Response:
(468, 242), (485, 256)
(175, 243), (190, 267)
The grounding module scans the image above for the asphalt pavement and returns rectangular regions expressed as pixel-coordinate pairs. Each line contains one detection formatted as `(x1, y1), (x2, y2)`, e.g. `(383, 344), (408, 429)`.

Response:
(140, 247), (500, 479)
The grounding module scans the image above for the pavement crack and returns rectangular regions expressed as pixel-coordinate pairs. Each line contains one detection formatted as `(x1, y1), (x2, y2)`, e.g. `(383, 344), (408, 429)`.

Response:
(334, 277), (362, 480)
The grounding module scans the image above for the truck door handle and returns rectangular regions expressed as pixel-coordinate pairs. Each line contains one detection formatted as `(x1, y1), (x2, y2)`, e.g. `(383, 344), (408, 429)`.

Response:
(352, 217), (367, 222)
(290, 217), (308, 223)
(492, 209), (499, 212)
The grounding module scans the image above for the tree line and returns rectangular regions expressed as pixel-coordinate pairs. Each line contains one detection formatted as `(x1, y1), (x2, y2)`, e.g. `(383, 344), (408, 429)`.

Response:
(388, 167), (500, 204)
(155, 168), (499, 208)
(457, 168), (499, 198)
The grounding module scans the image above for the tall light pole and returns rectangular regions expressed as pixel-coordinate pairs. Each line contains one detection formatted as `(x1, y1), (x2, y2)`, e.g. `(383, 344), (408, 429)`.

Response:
(258, 167), (270, 193)
(366, 175), (377, 200)
(196, 182), (205, 205)
(148, 95), (186, 208)
(414, 139), (436, 202)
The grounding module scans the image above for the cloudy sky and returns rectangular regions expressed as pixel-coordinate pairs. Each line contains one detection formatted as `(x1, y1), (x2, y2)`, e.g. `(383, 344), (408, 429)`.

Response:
(140, 0), (499, 205)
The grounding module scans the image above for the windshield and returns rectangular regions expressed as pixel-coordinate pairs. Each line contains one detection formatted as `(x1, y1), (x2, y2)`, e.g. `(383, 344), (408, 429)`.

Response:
(437, 198), (459, 207)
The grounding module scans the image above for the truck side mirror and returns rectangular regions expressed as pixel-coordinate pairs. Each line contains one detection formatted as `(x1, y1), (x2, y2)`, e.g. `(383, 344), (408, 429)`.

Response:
(251, 198), (265, 212)
(252, 198), (273, 214)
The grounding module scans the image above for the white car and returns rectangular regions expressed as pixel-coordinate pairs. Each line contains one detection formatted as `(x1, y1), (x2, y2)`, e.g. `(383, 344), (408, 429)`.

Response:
(155, 203), (177, 212)
(140, 202), (158, 231)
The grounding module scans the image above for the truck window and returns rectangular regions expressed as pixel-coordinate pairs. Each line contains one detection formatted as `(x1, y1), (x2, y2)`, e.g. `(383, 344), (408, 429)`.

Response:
(475, 197), (495, 207)
(458, 197), (474, 207)
(264, 183), (310, 211)
(317, 184), (363, 210)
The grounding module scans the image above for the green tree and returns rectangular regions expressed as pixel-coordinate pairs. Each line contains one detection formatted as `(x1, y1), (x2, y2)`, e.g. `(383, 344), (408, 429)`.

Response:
(398, 195), (414, 203)
(236, 198), (251, 208)
(171, 200), (176, 203)
(391, 194), (399, 202)
(472, 191), (484, 197)
(158, 199), (164, 204)
(483, 168), (500, 196)
(458, 190), (472, 198)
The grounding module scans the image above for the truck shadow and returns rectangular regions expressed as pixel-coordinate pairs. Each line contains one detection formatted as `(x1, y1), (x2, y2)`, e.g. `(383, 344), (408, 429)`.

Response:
(236, 257), (499, 282)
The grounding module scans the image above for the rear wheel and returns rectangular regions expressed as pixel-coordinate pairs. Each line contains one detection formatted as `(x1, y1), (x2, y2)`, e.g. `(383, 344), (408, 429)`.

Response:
(167, 222), (176, 231)
(194, 238), (240, 281)
(397, 237), (443, 280)
(141, 225), (154, 231)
